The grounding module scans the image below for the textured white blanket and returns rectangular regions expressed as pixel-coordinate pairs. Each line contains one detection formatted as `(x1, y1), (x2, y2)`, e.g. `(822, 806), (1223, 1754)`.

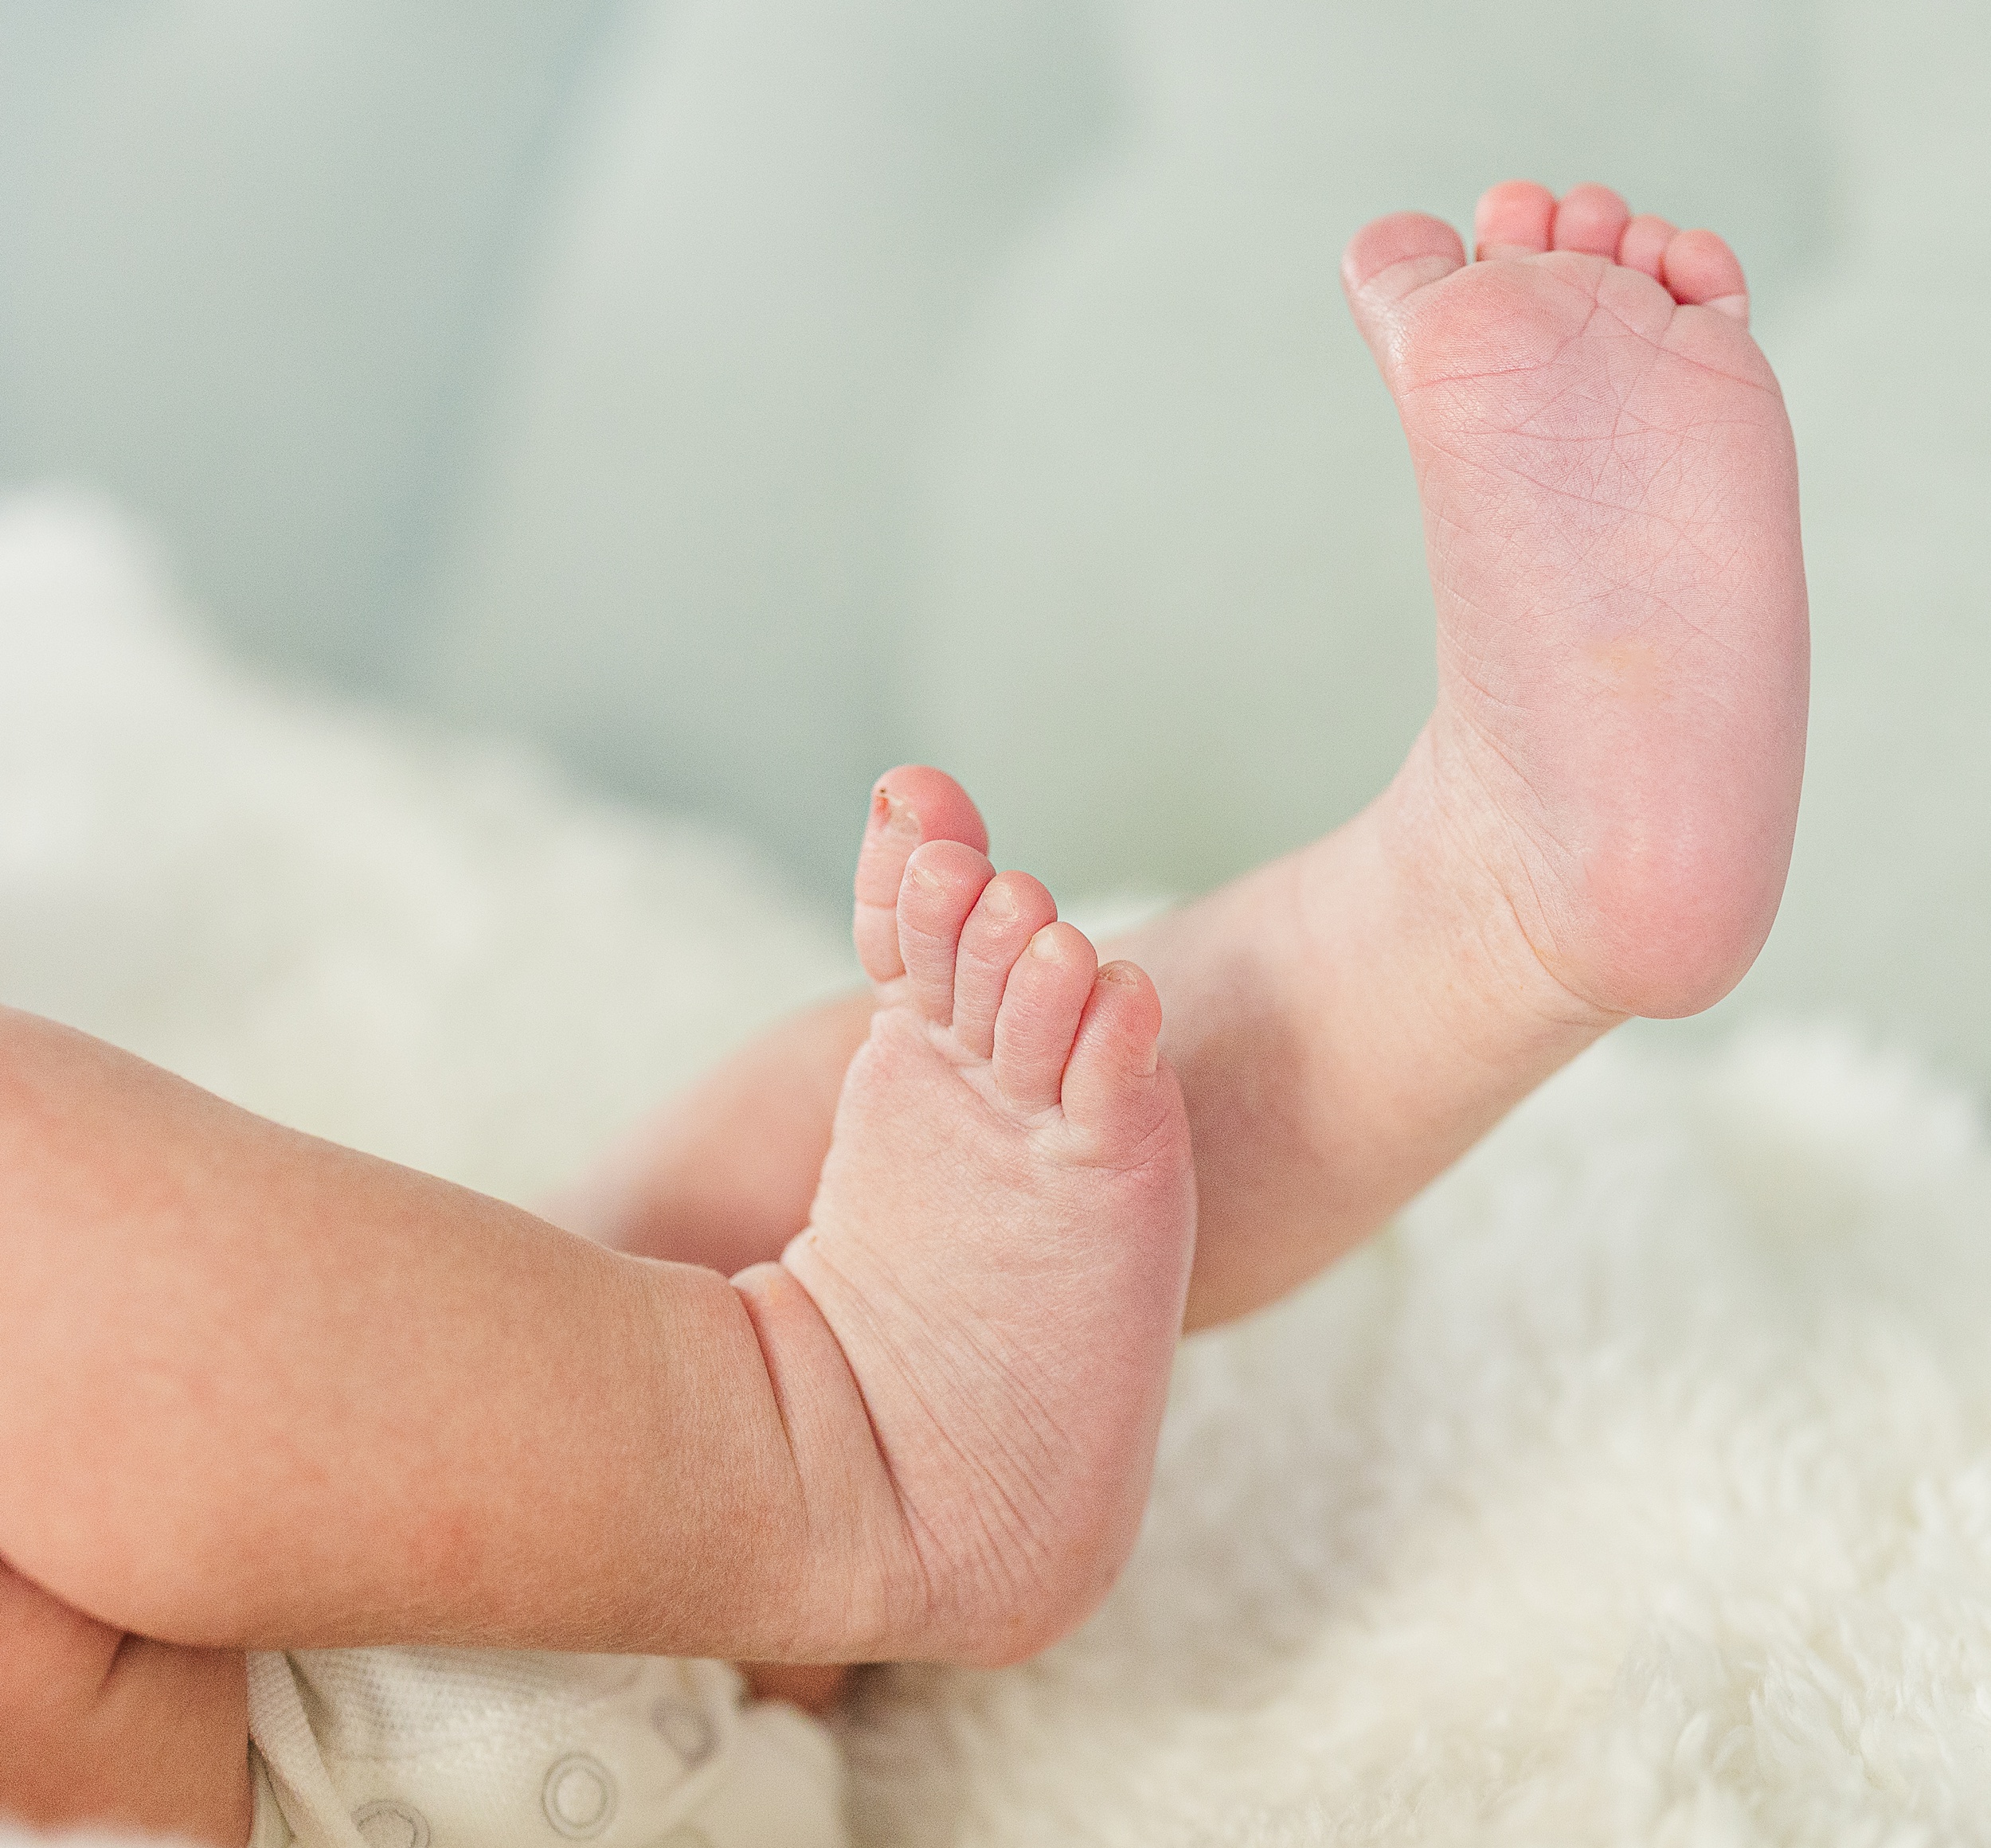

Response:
(4, 498), (1988, 1846)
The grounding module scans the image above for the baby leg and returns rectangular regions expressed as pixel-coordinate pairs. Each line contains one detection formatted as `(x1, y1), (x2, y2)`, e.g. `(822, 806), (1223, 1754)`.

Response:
(0, 1557), (250, 1848)
(2, 815), (1190, 1670)
(577, 182), (1805, 1330)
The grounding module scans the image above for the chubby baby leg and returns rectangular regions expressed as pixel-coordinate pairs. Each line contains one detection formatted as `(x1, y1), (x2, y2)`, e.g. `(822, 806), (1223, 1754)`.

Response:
(580, 180), (1807, 1332)
(245, 783), (1194, 1848)
(0, 768), (1193, 1842)
(0, 1557), (251, 1848)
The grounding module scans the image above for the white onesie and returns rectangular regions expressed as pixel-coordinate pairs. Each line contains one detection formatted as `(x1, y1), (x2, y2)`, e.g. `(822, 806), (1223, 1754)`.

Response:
(246, 1650), (847, 1848)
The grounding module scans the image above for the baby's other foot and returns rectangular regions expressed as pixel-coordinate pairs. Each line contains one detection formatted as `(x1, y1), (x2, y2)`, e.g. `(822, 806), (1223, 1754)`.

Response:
(779, 793), (1195, 1662)
(1342, 182), (1807, 1018)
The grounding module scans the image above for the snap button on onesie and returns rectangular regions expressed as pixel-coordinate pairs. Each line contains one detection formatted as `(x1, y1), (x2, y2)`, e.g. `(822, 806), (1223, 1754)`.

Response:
(245, 1650), (846, 1848)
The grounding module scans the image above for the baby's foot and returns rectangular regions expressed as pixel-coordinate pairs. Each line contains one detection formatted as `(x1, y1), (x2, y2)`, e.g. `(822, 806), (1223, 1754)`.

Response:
(777, 791), (1195, 1662)
(1342, 181), (1808, 1018)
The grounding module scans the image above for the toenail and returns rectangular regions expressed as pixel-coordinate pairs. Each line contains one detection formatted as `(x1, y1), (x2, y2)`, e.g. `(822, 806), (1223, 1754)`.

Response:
(909, 861), (947, 893)
(980, 881), (1019, 922)
(1029, 928), (1062, 958)
(1704, 292), (1749, 322)
(1098, 962), (1139, 986)
(875, 789), (920, 838)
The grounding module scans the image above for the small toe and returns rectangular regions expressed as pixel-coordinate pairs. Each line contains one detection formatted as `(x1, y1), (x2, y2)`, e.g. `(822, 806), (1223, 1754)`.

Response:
(1550, 184), (1630, 257)
(1661, 228), (1750, 322)
(1473, 180), (1555, 260)
(991, 922), (1098, 1112)
(1058, 961), (1164, 1131)
(896, 840), (997, 1023)
(951, 870), (1059, 1061)
(1617, 213), (1676, 281)
(854, 766), (990, 985)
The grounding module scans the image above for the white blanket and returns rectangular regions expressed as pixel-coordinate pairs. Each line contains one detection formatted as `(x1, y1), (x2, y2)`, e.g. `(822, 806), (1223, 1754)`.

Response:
(4, 498), (1987, 1845)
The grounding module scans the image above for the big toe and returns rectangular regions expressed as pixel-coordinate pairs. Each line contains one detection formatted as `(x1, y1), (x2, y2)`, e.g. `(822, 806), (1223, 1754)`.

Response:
(854, 765), (991, 985)
(1341, 210), (1466, 363)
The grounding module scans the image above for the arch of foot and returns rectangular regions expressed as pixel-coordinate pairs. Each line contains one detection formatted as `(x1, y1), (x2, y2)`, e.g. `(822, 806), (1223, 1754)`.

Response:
(248, 1652), (847, 1848)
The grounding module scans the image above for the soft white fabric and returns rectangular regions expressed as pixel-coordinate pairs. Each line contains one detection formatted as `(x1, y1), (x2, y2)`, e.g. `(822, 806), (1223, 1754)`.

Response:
(4, 498), (1990, 1845)
(0, 496), (856, 1204)
(246, 1651), (844, 1848)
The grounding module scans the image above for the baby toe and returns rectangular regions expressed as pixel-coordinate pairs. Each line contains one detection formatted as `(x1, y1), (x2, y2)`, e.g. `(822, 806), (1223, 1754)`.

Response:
(1617, 213), (1676, 281)
(1550, 184), (1630, 257)
(1473, 179), (1555, 259)
(897, 841), (997, 1024)
(1058, 962), (1164, 1135)
(1661, 228), (1750, 322)
(853, 766), (989, 985)
(991, 923), (1098, 1113)
(1341, 211), (1469, 371)
(1340, 210), (1466, 303)
(950, 871), (1059, 1062)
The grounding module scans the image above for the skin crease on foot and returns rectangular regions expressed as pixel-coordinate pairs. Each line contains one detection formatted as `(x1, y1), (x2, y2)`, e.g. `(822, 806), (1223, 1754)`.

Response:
(0, 773), (1195, 1837)
(753, 830), (1197, 1664)
(573, 176), (1806, 1335)
(567, 178), (1806, 1714)
(1344, 178), (1805, 1018)
(0, 179), (1808, 1834)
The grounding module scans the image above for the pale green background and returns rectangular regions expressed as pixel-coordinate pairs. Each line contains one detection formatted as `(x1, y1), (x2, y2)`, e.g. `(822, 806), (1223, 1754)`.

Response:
(2, 1), (1986, 1085)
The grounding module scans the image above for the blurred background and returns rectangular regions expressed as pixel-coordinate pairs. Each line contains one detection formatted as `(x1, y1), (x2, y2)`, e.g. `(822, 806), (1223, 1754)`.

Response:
(1, 0), (1985, 1087)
